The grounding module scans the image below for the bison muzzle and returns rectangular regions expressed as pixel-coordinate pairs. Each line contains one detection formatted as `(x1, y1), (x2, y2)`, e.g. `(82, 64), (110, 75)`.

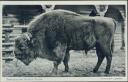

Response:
(14, 10), (116, 74)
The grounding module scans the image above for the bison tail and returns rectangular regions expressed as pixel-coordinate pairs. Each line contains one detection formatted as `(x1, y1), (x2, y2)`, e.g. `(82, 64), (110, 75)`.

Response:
(113, 19), (117, 32)
(111, 39), (114, 53)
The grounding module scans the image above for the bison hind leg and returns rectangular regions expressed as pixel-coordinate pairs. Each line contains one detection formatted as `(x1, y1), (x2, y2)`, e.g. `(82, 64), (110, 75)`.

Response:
(101, 44), (112, 74)
(94, 42), (112, 74)
(93, 43), (105, 73)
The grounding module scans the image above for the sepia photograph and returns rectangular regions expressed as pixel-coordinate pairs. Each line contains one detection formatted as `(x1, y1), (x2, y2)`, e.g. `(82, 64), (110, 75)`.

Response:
(0, 1), (127, 81)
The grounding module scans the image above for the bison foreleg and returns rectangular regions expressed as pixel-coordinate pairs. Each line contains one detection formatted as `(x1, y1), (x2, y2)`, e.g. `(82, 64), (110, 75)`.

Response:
(63, 50), (70, 72)
(52, 60), (61, 74)
(52, 42), (67, 74)
(93, 46), (105, 73)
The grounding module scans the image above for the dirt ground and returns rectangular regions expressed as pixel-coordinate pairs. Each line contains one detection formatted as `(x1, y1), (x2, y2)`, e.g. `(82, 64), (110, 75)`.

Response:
(2, 49), (126, 77)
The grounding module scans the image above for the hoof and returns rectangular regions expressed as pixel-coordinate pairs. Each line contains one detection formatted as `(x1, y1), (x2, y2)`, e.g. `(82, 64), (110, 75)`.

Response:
(93, 69), (98, 73)
(104, 71), (109, 74)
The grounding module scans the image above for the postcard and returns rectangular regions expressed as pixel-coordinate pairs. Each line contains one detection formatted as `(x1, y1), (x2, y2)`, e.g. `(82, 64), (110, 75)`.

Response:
(0, 1), (127, 81)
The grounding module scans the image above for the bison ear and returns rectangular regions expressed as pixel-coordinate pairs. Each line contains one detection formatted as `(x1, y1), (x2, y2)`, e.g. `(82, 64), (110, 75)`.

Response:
(24, 33), (30, 41)
(24, 32), (32, 41)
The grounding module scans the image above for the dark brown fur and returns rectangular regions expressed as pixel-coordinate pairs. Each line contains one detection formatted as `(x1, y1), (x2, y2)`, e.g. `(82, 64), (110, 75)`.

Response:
(14, 10), (116, 74)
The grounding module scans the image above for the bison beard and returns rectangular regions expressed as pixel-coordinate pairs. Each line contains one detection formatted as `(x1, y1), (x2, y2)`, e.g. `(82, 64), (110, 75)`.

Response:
(14, 10), (116, 74)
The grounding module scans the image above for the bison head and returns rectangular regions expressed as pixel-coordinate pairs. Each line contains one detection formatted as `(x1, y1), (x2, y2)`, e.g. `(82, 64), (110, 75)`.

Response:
(14, 33), (35, 65)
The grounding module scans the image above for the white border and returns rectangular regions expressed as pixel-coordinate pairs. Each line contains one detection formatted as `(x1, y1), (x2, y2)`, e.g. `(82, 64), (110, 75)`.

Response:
(0, 1), (127, 81)
(0, 1), (127, 5)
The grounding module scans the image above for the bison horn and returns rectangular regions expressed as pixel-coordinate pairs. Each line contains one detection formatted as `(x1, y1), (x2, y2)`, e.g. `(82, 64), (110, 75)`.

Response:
(24, 33), (32, 41)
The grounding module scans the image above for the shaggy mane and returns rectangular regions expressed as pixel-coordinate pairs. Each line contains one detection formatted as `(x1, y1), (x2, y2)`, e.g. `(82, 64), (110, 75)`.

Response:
(28, 9), (80, 34)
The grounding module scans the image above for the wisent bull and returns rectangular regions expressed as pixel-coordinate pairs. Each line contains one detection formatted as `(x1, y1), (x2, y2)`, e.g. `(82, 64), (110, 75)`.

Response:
(14, 10), (116, 74)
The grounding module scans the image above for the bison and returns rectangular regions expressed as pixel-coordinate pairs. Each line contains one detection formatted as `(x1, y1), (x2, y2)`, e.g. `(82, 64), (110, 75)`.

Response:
(14, 9), (116, 74)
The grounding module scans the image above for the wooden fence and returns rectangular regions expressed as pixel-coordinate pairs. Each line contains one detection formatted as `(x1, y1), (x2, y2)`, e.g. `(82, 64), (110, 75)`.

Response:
(2, 24), (27, 61)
